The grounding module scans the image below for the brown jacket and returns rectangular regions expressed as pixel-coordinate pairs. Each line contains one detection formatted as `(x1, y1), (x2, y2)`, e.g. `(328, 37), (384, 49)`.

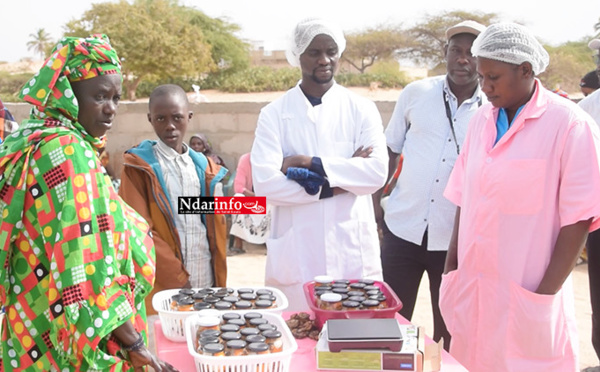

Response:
(118, 140), (228, 314)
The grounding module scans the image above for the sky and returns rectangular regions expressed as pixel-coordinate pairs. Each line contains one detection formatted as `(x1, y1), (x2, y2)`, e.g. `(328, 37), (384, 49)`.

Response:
(2, 0), (599, 63)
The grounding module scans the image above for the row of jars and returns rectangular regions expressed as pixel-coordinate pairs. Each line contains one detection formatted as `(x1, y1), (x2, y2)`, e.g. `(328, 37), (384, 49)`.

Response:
(196, 312), (283, 357)
(170, 287), (277, 311)
(313, 276), (389, 311)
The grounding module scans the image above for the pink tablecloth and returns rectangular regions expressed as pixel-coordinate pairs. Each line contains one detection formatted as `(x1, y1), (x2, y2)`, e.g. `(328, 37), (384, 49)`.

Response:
(153, 312), (468, 372)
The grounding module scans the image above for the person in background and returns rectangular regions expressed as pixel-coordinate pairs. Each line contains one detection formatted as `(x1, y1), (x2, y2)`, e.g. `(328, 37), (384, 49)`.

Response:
(189, 132), (227, 167)
(374, 20), (486, 351)
(119, 85), (228, 314)
(579, 37), (600, 369)
(0, 97), (18, 143)
(581, 70), (600, 97)
(0, 35), (176, 371)
(441, 23), (600, 371)
(228, 152), (271, 255)
(251, 18), (388, 310)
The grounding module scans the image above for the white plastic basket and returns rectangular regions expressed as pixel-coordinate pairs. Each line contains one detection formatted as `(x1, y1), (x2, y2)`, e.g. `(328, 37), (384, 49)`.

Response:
(152, 287), (289, 342)
(185, 312), (298, 372)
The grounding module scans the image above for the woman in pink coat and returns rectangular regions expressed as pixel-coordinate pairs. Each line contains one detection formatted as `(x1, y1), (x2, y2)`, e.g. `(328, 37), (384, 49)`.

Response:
(440, 23), (600, 372)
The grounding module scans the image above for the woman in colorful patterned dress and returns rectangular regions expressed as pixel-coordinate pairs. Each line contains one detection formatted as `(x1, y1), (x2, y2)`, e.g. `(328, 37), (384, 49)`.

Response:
(0, 35), (177, 371)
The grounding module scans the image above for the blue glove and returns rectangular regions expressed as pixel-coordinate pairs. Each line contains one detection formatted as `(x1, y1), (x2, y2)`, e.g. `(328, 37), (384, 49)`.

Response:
(286, 167), (326, 195)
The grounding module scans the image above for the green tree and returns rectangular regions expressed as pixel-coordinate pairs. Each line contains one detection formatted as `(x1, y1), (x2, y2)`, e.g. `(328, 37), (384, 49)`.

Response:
(405, 11), (498, 67)
(541, 40), (598, 94)
(64, 0), (215, 100)
(26, 28), (53, 60)
(181, 9), (250, 74)
(342, 25), (408, 74)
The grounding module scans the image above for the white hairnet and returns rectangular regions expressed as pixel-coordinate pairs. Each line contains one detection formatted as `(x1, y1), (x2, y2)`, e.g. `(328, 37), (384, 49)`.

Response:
(286, 18), (346, 67)
(472, 22), (549, 75)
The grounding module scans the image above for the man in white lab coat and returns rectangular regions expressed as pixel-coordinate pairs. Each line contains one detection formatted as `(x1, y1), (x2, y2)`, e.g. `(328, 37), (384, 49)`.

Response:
(251, 18), (388, 310)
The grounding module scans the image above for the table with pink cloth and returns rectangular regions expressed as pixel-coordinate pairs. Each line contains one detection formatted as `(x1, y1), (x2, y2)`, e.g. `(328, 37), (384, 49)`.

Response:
(153, 311), (468, 372)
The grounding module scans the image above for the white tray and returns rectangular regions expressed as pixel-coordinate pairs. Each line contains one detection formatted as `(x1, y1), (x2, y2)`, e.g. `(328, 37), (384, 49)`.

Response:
(152, 286), (288, 342)
(185, 311), (297, 372)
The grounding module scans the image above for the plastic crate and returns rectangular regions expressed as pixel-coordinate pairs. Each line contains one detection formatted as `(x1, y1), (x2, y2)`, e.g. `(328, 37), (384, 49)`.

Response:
(185, 312), (298, 372)
(152, 287), (288, 342)
(303, 280), (403, 328)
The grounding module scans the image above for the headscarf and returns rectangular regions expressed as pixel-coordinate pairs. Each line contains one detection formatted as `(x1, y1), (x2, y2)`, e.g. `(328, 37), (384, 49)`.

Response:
(471, 22), (549, 75)
(286, 18), (346, 67)
(18, 34), (121, 147)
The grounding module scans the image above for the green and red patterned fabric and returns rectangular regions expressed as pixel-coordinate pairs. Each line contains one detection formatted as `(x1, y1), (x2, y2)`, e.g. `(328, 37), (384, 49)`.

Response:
(0, 35), (155, 371)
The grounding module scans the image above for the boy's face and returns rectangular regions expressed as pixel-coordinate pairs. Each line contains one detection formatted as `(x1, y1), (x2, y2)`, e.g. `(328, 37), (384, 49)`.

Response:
(147, 94), (192, 154)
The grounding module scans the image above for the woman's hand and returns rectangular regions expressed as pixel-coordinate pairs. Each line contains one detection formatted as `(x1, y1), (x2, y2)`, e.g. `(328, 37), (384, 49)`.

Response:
(129, 346), (179, 372)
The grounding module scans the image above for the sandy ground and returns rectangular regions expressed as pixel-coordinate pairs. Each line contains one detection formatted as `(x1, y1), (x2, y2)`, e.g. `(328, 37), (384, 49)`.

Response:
(227, 242), (600, 371)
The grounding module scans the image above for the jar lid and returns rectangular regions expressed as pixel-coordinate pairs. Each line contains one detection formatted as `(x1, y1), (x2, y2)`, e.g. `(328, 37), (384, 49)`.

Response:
(197, 309), (220, 318)
(314, 275), (334, 284)
(197, 288), (215, 295)
(333, 279), (350, 285)
(214, 301), (233, 310)
(363, 285), (379, 292)
(320, 293), (342, 303)
(203, 342), (225, 354)
(332, 283), (349, 289)
(204, 296), (220, 304)
(170, 294), (188, 302)
(249, 318), (269, 326)
(237, 288), (254, 294)
(220, 324), (240, 333)
(254, 299), (273, 308)
(247, 342), (269, 353)
(222, 312), (241, 321)
(244, 312), (263, 320)
(348, 296), (366, 303)
(366, 289), (381, 296)
(262, 330), (282, 339)
(199, 329), (221, 339)
(221, 331), (242, 341)
(240, 293), (257, 301)
(342, 300), (361, 308)
(241, 327), (260, 336)
(226, 340), (247, 349)
(223, 296), (239, 303)
(256, 288), (273, 296)
(257, 323), (277, 332)
(358, 278), (376, 285)
(192, 292), (208, 300)
(362, 299), (380, 307)
(179, 288), (195, 296)
(177, 297), (195, 306)
(214, 291), (228, 299)
(332, 287), (349, 294)
(246, 334), (267, 343)
(347, 291), (364, 297)
(199, 336), (220, 346)
(258, 294), (276, 301)
(197, 316), (220, 327)
(234, 300), (252, 309)
(349, 282), (366, 289)
(227, 319), (246, 327)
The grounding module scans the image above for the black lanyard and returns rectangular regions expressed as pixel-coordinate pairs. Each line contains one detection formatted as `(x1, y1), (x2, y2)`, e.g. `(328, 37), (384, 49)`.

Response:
(443, 91), (482, 155)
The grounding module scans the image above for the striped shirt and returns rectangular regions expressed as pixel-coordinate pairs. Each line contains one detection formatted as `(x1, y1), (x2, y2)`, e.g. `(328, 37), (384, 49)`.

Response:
(154, 140), (213, 287)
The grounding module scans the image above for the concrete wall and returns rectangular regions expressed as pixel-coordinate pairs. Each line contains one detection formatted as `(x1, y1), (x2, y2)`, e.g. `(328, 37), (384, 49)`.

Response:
(5, 100), (396, 178)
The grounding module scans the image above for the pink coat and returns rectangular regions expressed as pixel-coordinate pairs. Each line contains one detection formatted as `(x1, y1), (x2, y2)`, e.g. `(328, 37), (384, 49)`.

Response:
(442, 81), (600, 371)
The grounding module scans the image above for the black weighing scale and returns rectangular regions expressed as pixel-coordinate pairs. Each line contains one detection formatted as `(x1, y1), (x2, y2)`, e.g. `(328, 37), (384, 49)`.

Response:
(326, 318), (404, 352)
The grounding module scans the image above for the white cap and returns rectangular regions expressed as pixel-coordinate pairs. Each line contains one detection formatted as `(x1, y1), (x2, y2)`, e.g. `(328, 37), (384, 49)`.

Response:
(589, 39), (600, 51)
(446, 20), (487, 40)
(197, 309), (220, 318)
(286, 18), (346, 67)
(320, 293), (342, 303)
(196, 316), (220, 327)
(472, 22), (550, 75)
(314, 275), (334, 284)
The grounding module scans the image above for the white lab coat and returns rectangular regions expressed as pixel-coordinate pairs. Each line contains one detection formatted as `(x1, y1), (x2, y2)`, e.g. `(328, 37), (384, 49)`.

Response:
(251, 82), (388, 310)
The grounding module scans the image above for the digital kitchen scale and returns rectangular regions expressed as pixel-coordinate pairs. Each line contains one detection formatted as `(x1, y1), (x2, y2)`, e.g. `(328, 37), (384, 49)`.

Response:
(326, 318), (404, 352)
